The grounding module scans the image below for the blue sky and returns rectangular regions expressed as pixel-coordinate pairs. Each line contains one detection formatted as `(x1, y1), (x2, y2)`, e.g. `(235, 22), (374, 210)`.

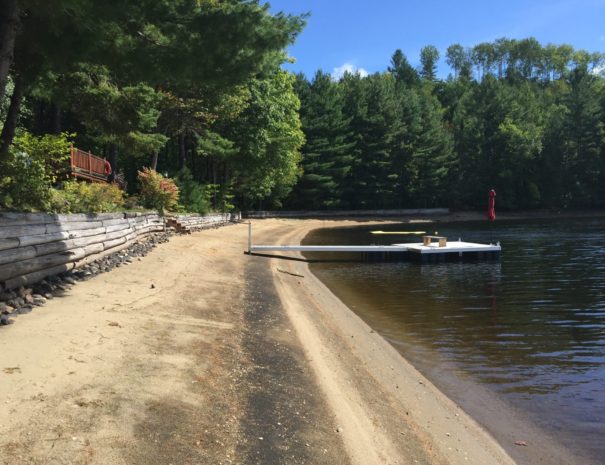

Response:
(265, 0), (605, 78)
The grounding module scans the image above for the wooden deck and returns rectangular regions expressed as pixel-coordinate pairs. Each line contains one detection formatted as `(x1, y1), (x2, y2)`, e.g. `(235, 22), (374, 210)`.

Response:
(70, 146), (108, 183)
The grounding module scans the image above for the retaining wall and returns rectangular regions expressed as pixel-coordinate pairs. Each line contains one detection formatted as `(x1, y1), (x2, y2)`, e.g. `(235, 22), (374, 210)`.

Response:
(0, 212), (164, 291)
(245, 208), (450, 219)
(168, 212), (241, 231)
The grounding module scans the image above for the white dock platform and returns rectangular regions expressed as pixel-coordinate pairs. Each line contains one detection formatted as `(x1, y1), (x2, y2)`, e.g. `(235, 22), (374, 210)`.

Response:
(246, 223), (500, 261)
(396, 241), (501, 255)
(249, 241), (500, 261)
(250, 245), (408, 253)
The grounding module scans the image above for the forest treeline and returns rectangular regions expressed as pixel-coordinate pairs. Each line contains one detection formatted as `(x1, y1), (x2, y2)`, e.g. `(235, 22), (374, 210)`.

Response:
(0, 0), (305, 212)
(0, 2), (604, 212)
(289, 39), (605, 210)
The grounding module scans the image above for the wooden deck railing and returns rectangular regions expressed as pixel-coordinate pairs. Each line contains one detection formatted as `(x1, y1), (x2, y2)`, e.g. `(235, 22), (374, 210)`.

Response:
(70, 146), (108, 182)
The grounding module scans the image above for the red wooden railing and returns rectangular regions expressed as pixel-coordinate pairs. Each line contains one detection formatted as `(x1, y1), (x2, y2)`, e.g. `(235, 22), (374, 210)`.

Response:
(70, 145), (108, 183)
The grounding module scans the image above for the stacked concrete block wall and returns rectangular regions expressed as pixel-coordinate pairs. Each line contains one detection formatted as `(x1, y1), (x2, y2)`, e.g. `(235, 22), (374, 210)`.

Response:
(0, 212), (164, 291)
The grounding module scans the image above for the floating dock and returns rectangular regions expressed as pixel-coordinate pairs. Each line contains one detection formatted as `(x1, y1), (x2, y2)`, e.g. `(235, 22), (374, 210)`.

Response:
(250, 245), (408, 253)
(249, 240), (501, 262)
(398, 240), (501, 262)
(246, 224), (500, 262)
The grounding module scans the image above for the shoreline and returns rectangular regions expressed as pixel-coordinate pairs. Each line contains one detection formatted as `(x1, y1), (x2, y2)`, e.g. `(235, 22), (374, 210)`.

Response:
(0, 215), (599, 464)
(264, 218), (516, 464)
(262, 208), (605, 224)
(265, 216), (590, 465)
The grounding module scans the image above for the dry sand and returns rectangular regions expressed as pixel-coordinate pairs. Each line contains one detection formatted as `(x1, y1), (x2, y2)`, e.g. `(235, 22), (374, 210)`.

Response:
(0, 217), (554, 464)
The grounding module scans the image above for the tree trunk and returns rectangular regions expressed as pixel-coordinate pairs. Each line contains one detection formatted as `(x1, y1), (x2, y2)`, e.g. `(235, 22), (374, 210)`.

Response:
(51, 102), (61, 134)
(151, 152), (158, 171)
(212, 158), (217, 209)
(178, 132), (186, 170)
(190, 136), (198, 178)
(0, 0), (20, 103)
(0, 73), (25, 155)
(108, 143), (118, 171)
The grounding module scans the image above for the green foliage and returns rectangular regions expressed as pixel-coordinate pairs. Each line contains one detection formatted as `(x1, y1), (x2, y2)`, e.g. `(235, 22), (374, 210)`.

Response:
(287, 37), (605, 211)
(61, 65), (168, 156)
(49, 180), (125, 213)
(290, 69), (454, 210)
(13, 131), (72, 182)
(206, 183), (236, 213)
(197, 130), (238, 160)
(0, 0), (305, 213)
(0, 149), (51, 211)
(388, 50), (419, 86)
(137, 167), (179, 214)
(420, 45), (440, 81)
(289, 71), (354, 209)
(4, 6), (605, 216)
(0, 77), (13, 126)
(222, 69), (304, 208)
(88, 0), (305, 90)
(175, 168), (211, 214)
(174, 166), (235, 213)
(0, 132), (72, 211)
(446, 44), (472, 79)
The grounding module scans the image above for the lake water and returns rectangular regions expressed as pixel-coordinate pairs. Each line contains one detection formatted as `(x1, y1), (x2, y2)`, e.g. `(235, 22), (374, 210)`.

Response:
(304, 218), (605, 464)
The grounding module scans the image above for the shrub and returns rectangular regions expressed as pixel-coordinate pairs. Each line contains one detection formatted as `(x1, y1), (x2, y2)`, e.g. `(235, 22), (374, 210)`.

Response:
(175, 167), (212, 214)
(0, 132), (72, 211)
(49, 180), (125, 213)
(113, 171), (128, 192)
(137, 167), (179, 213)
(123, 194), (141, 211)
(206, 182), (235, 212)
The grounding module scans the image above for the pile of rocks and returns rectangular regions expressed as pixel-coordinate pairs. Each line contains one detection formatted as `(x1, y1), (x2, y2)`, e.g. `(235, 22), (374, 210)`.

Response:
(0, 231), (172, 326)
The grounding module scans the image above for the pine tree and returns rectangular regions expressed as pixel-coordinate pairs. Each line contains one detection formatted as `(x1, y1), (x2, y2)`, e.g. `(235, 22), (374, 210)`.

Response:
(290, 71), (355, 209)
(420, 46), (440, 82)
(388, 50), (420, 87)
(405, 87), (454, 207)
(343, 74), (403, 208)
(542, 68), (605, 206)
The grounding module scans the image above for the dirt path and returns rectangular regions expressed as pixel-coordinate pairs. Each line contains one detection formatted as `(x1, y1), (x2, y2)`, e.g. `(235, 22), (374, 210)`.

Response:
(0, 218), (517, 465)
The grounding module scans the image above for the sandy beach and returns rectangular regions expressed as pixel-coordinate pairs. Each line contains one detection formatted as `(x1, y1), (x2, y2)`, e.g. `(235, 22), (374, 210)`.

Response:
(0, 216), (580, 464)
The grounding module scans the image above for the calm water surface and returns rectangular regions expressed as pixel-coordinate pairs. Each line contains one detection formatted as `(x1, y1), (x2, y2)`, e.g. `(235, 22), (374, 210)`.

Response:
(304, 218), (605, 464)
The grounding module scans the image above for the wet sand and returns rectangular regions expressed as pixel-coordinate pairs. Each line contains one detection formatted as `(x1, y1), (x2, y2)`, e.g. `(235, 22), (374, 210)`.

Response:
(0, 216), (579, 464)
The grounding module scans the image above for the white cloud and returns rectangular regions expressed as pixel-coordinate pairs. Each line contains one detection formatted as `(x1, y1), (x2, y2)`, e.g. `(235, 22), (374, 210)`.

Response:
(331, 63), (369, 80)
(593, 63), (605, 76)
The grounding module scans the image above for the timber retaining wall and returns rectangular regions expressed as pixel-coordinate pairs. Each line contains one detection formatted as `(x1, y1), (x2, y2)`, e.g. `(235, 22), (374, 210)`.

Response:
(168, 212), (241, 232)
(0, 211), (243, 292)
(0, 212), (165, 291)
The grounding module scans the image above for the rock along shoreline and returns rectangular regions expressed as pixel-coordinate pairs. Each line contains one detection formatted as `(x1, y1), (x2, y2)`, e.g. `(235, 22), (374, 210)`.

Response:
(0, 231), (173, 326)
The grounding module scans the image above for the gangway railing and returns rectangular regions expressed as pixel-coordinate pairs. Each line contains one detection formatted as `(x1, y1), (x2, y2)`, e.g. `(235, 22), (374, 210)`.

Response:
(70, 145), (108, 183)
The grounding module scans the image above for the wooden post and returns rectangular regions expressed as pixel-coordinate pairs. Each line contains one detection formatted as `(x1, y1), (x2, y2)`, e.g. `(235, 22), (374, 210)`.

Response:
(248, 222), (252, 254)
